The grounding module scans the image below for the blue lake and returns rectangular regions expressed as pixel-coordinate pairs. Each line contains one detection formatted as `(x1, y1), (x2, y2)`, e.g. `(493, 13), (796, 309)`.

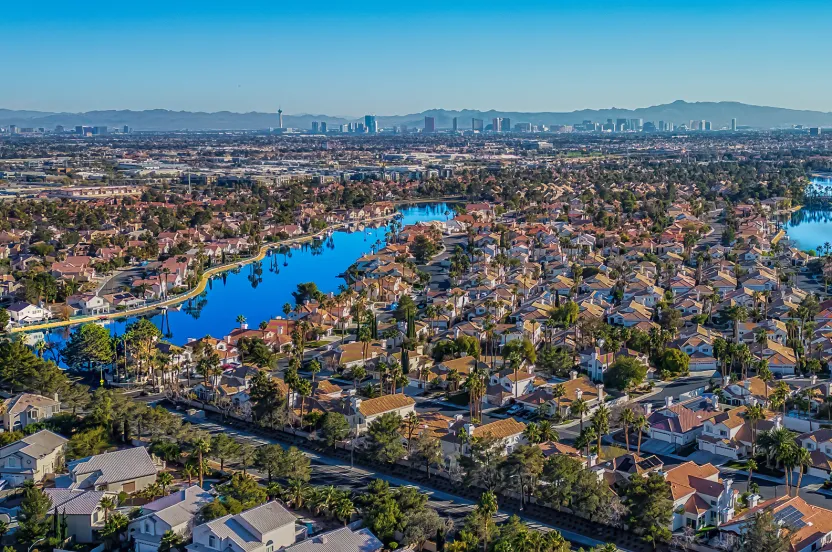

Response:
(785, 178), (832, 251)
(38, 203), (453, 350)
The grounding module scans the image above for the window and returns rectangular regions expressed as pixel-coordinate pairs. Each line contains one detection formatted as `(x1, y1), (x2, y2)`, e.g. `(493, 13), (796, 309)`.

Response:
(7, 457), (17, 468)
(209, 536), (217, 549)
(266, 541), (274, 552)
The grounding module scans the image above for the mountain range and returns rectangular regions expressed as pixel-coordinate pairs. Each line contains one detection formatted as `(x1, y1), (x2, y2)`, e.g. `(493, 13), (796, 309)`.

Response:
(2, 101), (832, 131)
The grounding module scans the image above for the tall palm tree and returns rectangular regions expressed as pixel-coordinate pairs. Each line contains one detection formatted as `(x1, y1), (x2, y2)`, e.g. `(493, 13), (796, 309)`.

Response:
(551, 384), (566, 418)
(570, 397), (589, 430)
(620, 407), (636, 451)
(591, 405), (611, 457)
(746, 404), (765, 457)
(192, 438), (211, 487)
(794, 446), (812, 497)
(634, 414), (649, 455)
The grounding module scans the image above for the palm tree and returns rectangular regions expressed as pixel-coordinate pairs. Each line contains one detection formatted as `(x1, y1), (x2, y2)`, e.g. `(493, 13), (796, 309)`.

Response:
(99, 495), (117, 523)
(634, 414), (649, 454)
(537, 420), (558, 442)
(157, 472), (174, 495)
(507, 351), (523, 398)
(287, 480), (311, 509)
(591, 405), (611, 458)
(724, 305), (748, 343)
(746, 458), (757, 489)
(523, 422), (541, 444)
(182, 464), (197, 485)
(794, 446), (812, 496)
(571, 397), (589, 430)
(551, 383), (566, 418)
(236, 314), (246, 329)
(746, 404), (765, 457)
(334, 497), (355, 527)
(192, 438), (211, 487)
(620, 407), (636, 451)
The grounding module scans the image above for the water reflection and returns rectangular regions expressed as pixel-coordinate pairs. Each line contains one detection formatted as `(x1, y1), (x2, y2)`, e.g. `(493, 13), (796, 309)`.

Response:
(34, 203), (453, 350)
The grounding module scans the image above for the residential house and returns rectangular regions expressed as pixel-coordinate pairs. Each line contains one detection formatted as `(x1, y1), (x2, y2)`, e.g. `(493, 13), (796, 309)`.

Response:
(64, 447), (162, 493)
(2, 392), (61, 431)
(284, 527), (382, 552)
(666, 461), (737, 530)
(187, 501), (297, 552)
(129, 485), (214, 552)
(0, 430), (68, 486)
(44, 488), (111, 543)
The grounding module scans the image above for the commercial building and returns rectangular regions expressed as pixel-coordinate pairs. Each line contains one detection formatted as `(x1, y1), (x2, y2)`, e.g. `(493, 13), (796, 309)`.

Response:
(472, 118), (483, 132)
(424, 116), (435, 133)
(364, 115), (378, 133)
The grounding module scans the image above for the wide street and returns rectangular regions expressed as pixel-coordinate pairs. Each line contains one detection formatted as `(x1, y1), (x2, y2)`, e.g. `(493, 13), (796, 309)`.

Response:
(171, 411), (610, 549)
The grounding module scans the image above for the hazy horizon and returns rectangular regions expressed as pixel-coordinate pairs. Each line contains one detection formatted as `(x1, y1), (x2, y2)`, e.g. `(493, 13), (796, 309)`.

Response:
(5, 0), (832, 115)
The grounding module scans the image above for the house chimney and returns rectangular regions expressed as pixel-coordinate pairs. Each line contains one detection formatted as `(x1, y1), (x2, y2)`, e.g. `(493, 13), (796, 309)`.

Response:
(464, 423), (475, 437)
(575, 389), (583, 401)
(665, 396), (673, 408)
(241, 323), (248, 330)
(350, 396), (362, 411)
(588, 453), (598, 467)
(643, 403), (652, 415)
(596, 384), (605, 402)
(774, 415), (782, 430)
(723, 478), (733, 495)
(570, 370), (578, 380)
(812, 375), (818, 386)
(748, 494), (760, 509)
(724, 374), (731, 386)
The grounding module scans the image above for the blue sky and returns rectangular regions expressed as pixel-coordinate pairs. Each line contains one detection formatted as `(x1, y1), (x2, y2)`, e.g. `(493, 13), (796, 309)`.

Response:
(3, 0), (831, 115)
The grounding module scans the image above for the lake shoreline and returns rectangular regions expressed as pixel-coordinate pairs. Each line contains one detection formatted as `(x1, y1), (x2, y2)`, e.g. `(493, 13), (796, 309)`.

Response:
(16, 201), (456, 334)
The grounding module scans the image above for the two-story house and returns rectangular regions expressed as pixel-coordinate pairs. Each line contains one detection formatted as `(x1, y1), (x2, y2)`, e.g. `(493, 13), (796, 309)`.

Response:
(45, 488), (111, 543)
(0, 430), (68, 486)
(129, 485), (214, 552)
(64, 447), (162, 493)
(666, 461), (737, 530)
(2, 393), (61, 431)
(187, 501), (297, 552)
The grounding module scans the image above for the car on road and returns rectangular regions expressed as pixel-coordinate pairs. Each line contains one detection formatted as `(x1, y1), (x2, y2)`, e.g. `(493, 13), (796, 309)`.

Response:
(507, 404), (523, 415)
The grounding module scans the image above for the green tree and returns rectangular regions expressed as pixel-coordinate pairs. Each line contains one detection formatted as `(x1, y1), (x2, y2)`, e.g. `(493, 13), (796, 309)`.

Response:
(658, 348), (690, 377)
(62, 323), (115, 372)
(604, 357), (647, 390)
(366, 412), (406, 464)
(622, 472), (673, 546)
(210, 433), (240, 472)
(17, 482), (52, 545)
(738, 510), (790, 552)
(320, 412), (350, 449)
(254, 444), (284, 482)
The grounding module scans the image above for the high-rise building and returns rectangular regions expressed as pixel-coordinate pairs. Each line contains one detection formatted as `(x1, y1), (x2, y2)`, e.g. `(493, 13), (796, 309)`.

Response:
(810, 127), (822, 136)
(452, 117), (458, 131)
(320, 122), (327, 133)
(472, 118), (484, 132)
(629, 118), (642, 131)
(424, 116), (435, 133)
(616, 118), (628, 132)
(731, 118), (738, 131)
(492, 117), (503, 132)
(277, 109), (283, 129)
(122, 125), (130, 134)
(704, 121), (712, 131)
(93, 126), (108, 135)
(8, 125), (17, 134)
(502, 118), (511, 132)
(515, 122), (532, 132)
(75, 126), (84, 135)
(311, 122), (319, 133)
(364, 115), (378, 133)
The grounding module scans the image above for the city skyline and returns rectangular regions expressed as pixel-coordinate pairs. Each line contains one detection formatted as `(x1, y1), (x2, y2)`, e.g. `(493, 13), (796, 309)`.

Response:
(4, 0), (832, 114)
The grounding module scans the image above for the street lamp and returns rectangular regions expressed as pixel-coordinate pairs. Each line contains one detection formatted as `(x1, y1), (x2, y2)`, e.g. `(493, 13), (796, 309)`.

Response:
(28, 536), (47, 552)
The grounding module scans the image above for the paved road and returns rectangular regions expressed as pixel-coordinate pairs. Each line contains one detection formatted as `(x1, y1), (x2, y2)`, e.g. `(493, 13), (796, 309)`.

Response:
(176, 413), (609, 549)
